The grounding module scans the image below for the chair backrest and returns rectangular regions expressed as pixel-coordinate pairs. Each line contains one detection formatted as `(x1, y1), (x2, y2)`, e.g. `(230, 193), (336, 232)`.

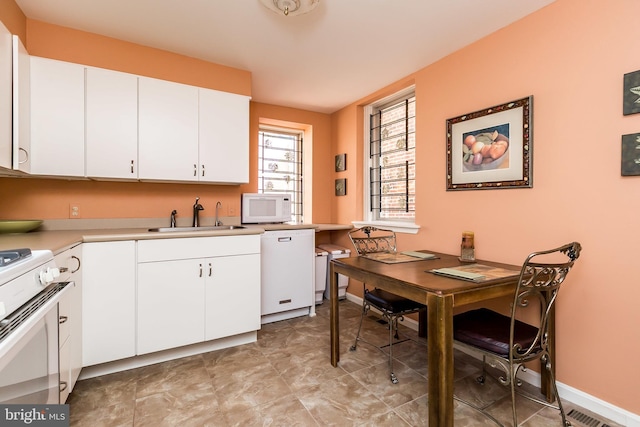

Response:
(348, 226), (397, 256)
(509, 241), (582, 361)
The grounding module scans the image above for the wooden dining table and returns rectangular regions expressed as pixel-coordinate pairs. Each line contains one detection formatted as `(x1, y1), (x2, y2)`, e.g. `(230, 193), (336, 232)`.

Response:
(329, 250), (555, 427)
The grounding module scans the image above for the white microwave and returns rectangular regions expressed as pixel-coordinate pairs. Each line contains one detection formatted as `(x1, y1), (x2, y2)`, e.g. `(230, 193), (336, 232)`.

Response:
(241, 193), (292, 224)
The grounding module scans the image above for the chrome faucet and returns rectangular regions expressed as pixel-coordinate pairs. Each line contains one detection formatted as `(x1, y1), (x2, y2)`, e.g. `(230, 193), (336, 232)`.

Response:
(170, 210), (177, 228)
(215, 201), (223, 226)
(192, 197), (204, 227)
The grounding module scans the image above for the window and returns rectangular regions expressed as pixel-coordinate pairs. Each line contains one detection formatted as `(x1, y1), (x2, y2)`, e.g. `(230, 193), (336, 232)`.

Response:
(366, 90), (416, 224)
(258, 128), (304, 222)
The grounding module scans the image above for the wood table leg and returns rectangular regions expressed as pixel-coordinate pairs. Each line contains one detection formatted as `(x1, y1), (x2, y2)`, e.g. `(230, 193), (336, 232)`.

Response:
(330, 262), (340, 367)
(427, 293), (454, 427)
(418, 308), (427, 338)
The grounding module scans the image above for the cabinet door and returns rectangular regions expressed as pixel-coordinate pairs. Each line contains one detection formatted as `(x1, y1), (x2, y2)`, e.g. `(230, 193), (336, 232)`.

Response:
(0, 22), (11, 170)
(137, 259), (205, 354)
(86, 67), (138, 179)
(82, 241), (136, 366)
(205, 253), (260, 341)
(198, 88), (250, 183)
(30, 56), (85, 176)
(139, 77), (198, 181)
(12, 35), (30, 173)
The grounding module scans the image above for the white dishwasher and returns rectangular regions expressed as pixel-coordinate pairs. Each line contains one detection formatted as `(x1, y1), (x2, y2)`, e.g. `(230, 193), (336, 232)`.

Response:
(260, 228), (315, 324)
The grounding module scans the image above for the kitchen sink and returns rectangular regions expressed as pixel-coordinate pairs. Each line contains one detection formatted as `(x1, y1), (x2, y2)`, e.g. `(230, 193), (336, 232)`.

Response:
(148, 225), (246, 232)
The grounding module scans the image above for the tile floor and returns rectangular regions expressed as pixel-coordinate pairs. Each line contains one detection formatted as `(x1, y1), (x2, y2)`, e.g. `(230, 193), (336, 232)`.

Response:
(67, 300), (620, 426)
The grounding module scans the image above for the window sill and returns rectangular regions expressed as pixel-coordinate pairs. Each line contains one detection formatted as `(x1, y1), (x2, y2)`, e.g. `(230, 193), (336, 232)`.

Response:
(352, 221), (420, 235)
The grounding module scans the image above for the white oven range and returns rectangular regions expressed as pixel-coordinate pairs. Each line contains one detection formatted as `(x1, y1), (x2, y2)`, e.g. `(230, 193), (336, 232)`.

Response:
(0, 248), (72, 404)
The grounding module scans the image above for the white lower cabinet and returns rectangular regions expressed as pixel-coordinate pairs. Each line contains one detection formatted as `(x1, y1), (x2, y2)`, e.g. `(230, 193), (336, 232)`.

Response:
(205, 253), (260, 341)
(137, 235), (261, 355)
(82, 241), (136, 366)
(137, 259), (206, 355)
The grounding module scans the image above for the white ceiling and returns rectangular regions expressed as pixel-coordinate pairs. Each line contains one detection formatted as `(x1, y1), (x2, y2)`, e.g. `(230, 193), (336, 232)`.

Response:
(15, 0), (555, 114)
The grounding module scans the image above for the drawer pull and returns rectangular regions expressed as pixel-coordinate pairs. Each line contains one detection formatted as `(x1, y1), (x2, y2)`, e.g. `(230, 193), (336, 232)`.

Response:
(278, 237), (292, 242)
(279, 299), (292, 305)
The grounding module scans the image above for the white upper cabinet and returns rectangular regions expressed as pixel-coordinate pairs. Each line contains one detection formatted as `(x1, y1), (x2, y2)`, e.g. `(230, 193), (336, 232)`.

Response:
(30, 56), (85, 177)
(138, 77), (199, 181)
(12, 35), (30, 173)
(198, 88), (250, 184)
(86, 67), (138, 179)
(0, 22), (11, 170)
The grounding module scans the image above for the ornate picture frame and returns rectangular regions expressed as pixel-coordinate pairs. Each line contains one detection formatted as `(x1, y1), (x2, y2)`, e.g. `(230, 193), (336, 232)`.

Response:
(621, 132), (640, 176)
(335, 153), (347, 172)
(335, 178), (347, 196)
(446, 96), (533, 190)
(623, 70), (640, 116)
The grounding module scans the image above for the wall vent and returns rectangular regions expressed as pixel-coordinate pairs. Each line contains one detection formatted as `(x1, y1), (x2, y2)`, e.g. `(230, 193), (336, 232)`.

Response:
(567, 409), (610, 427)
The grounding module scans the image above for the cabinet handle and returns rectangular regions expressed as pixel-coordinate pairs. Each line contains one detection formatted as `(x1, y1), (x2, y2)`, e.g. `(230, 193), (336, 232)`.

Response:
(278, 237), (292, 242)
(199, 263), (203, 277)
(131, 160), (135, 174)
(194, 164), (197, 177)
(202, 165), (205, 177)
(71, 255), (81, 273)
(59, 381), (68, 392)
(18, 148), (29, 164)
(59, 267), (69, 273)
(209, 262), (212, 277)
(59, 316), (68, 324)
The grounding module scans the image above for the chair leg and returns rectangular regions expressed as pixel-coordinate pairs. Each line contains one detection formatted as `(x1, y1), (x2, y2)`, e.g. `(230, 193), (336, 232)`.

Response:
(510, 365), (519, 427)
(544, 355), (571, 426)
(350, 300), (368, 352)
(389, 314), (398, 384)
(393, 316), (400, 340)
(476, 355), (487, 385)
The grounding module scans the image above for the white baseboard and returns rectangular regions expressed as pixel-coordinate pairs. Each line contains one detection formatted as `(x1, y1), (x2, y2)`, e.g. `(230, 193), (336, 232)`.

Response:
(344, 292), (640, 426)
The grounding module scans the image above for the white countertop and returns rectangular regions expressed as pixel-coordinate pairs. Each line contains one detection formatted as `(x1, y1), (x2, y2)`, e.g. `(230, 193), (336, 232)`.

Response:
(0, 220), (352, 254)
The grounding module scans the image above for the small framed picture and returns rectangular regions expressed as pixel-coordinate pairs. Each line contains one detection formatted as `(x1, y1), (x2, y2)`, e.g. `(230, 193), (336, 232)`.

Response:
(621, 133), (640, 176)
(335, 178), (347, 196)
(623, 70), (640, 116)
(335, 153), (347, 172)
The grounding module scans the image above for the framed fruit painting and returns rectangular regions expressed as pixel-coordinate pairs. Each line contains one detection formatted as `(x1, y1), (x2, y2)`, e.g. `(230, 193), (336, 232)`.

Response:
(446, 96), (533, 190)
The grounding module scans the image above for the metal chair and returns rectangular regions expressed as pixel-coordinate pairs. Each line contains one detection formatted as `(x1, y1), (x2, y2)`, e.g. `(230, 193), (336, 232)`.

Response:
(453, 242), (582, 426)
(348, 226), (426, 384)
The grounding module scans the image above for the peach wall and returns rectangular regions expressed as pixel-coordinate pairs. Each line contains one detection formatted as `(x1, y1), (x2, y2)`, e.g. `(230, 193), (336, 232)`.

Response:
(332, 0), (640, 415)
(0, 8), (332, 224)
(26, 19), (251, 96)
(0, 0), (25, 42)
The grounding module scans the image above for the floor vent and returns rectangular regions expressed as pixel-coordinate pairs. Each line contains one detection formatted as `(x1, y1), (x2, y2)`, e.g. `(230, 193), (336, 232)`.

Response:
(567, 409), (609, 427)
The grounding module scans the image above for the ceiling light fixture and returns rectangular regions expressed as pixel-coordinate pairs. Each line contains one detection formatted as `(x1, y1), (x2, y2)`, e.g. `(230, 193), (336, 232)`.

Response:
(259, 0), (320, 17)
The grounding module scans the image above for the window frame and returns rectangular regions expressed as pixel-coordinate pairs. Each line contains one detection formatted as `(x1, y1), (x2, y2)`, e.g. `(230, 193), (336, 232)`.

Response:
(258, 125), (304, 223)
(355, 86), (420, 235)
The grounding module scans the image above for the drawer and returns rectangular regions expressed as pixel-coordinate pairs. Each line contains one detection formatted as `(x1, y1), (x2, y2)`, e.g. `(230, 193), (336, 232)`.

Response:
(137, 235), (260, 263)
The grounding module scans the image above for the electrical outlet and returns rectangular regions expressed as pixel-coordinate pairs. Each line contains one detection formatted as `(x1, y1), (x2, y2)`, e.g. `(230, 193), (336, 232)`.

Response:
(69, 204), (81, 219)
